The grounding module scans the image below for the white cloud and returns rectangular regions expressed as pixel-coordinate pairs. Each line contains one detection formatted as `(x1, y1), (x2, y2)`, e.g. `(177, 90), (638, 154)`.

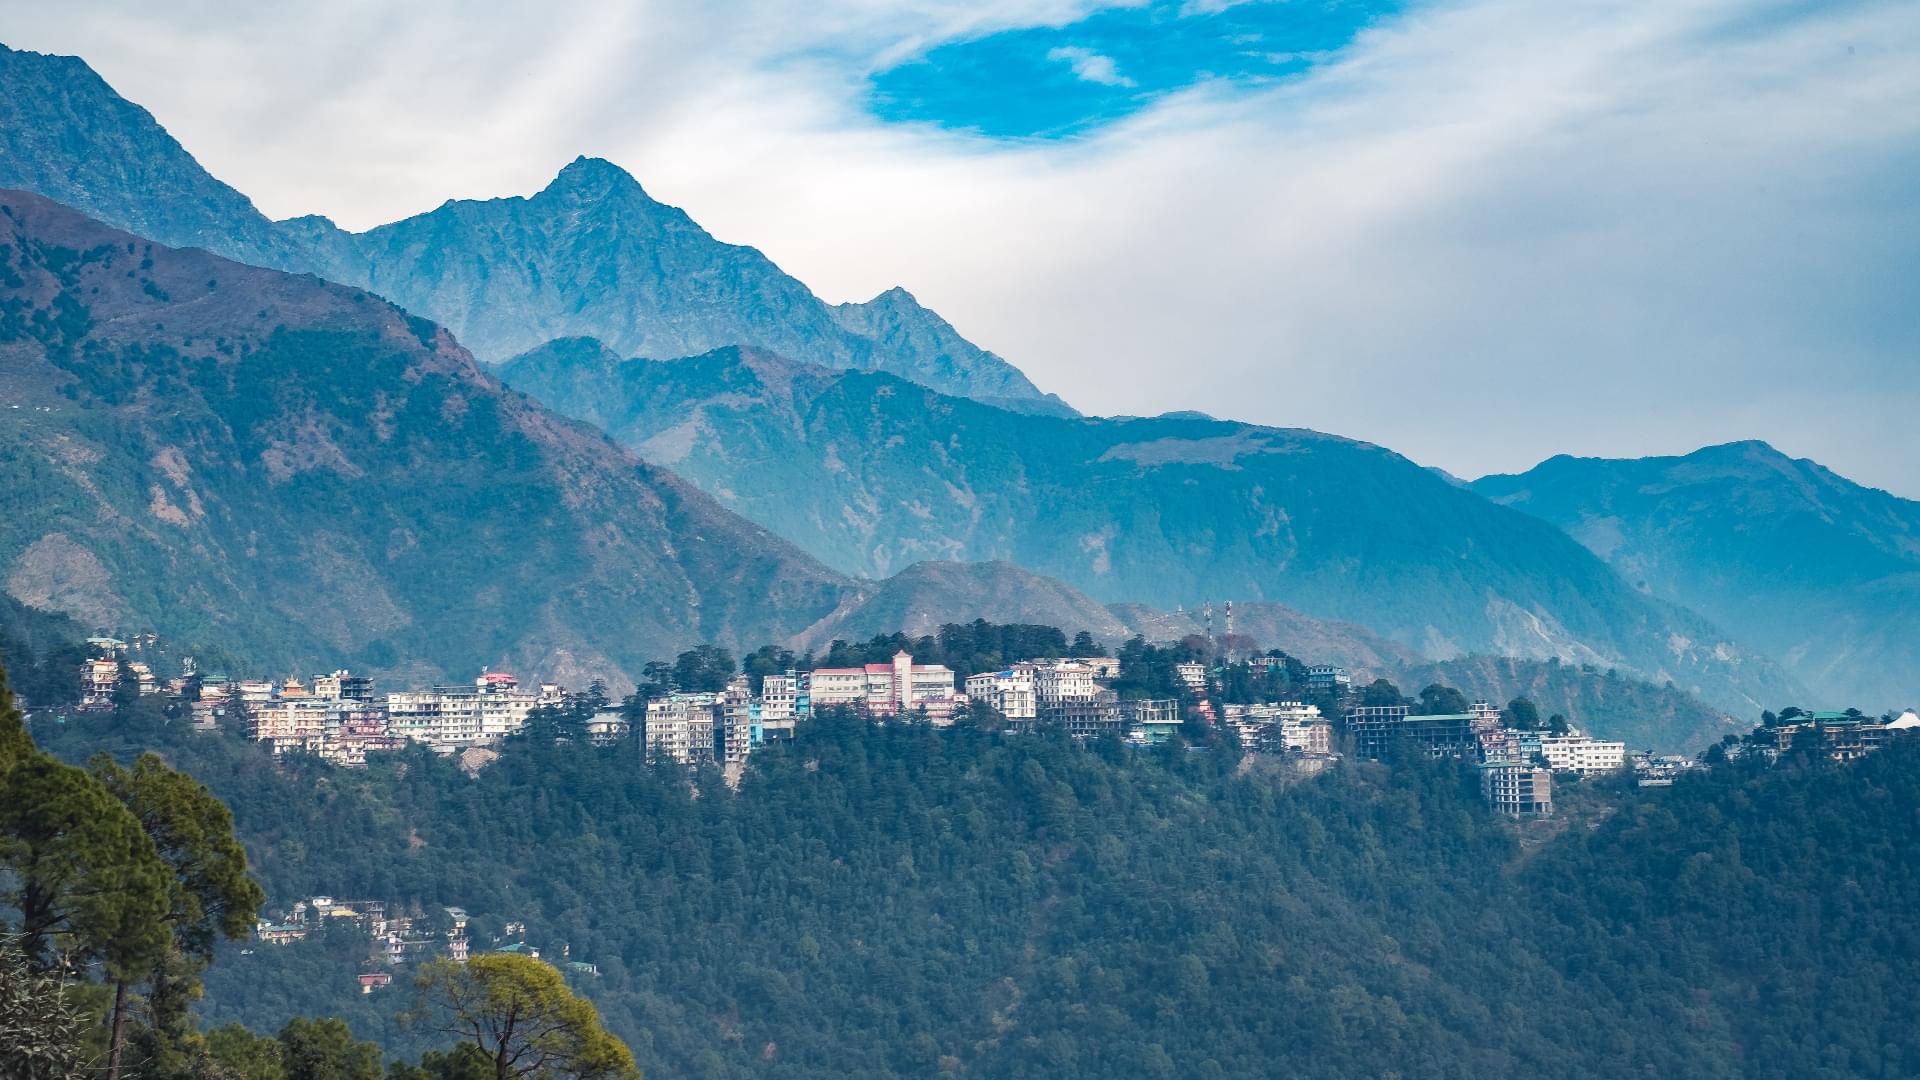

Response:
(1046, 44), (1137, 86)
(3, 0), (1917, 496)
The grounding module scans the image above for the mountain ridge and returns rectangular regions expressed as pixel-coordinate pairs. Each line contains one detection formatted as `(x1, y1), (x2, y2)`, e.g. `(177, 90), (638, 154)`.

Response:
(0, 188), (856, 688)
(1474, 439), (1920, 708)
(499, 336), (1804, 717)
(0, 45), (1067, 414)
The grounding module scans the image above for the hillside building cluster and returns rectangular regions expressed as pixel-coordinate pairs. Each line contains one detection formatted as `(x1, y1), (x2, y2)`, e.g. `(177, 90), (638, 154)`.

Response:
(1344, 701), (1628, 818)
(250, 895), (597, 993)
(76, 637), (1919, 819)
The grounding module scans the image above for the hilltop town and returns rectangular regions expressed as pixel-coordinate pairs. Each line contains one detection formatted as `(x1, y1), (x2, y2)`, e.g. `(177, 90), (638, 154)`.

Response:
(68, 627), (1919, 838)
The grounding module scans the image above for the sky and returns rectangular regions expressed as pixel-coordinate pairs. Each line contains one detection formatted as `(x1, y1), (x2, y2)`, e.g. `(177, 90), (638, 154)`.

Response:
(4, 0), (1917, 496)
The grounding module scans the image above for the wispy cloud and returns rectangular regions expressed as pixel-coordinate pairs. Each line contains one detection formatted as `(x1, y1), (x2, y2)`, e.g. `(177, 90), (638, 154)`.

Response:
(1046, 44), (1136, 86)
(5, 0), (1917, 496)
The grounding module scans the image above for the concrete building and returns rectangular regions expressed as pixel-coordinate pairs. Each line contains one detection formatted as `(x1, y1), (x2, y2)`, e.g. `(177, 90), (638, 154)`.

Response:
(1030, 660), (1098, 708)
(716, 676), (754, 767)
(1123, 698), (1182, 743)
(757, 672), (802, 741)
(1482, 762), (1553, 817)
(1347, 706), (1480, 762)
(1052, 690), (1123, 738)
(807, 652), (958, 722)
(383, 672), (540, 751)
(965, 667), (1038, 722)
(1539, 733), (1627, 775)
(642, 692), (719, 766)
(1303, 665), (1351, 696)
(80, 656), (120, 711)
(1224, 702), (1332, 755)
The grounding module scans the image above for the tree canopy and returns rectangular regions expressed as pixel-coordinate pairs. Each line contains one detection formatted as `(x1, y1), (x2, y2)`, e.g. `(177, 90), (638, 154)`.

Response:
(408, 955), (639, 1080)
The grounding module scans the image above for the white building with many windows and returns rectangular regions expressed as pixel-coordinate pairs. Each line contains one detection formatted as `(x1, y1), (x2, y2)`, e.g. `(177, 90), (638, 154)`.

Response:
(965, 667), (1038, 722)
(1538, 733), (1627, 775)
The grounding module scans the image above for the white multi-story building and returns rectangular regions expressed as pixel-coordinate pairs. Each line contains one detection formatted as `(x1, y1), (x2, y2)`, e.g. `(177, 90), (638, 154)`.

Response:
(1032, 661), (1096, 708)
(1221, 702), (1330, 754)
(643, 692), (720, 765)
(1027, 657), (1122, 680)
(964, 668), (1038, 721)
(805, 669), (868, 710)
(80, 656), (120, 710)
(1174, 662), (1208, 693)
(1538, 733), (1627, 775)
(716, 676), (753, 767)
(757, 673), (801, 740)
(386, 672), (539, 751)
(250, 698), (334, 753)
(807, 652), (959, 722)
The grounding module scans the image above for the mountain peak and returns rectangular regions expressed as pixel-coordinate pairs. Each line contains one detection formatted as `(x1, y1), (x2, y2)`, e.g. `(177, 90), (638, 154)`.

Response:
(543, 155), (647, 199)
(869, 285), (922, 307)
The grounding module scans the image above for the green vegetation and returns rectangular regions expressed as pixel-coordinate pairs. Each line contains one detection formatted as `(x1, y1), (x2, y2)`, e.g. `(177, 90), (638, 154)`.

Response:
(1, 658), (640, 1080)
(407, 954), (639, 1080)
(26, 685), (1920, 1079)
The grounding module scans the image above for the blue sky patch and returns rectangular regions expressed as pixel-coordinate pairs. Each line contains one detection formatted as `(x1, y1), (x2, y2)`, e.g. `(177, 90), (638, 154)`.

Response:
(868, 0), (1406, 139)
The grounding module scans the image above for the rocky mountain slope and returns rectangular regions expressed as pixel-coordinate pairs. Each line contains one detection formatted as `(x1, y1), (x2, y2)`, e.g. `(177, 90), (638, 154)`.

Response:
(0, 44), (1068, 414)
(499, 340), (1802, 716)
(0, 190), (854, 687)
(0, 44), (303, 270)
(1475, 441), (1920, 709)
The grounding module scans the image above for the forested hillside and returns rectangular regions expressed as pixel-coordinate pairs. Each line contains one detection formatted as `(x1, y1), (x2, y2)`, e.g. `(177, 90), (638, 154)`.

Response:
(32, 702), (1920, 1079)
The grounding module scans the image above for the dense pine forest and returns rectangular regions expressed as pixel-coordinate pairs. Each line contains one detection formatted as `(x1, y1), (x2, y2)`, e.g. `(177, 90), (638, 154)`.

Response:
(24, 691), (1920, 1079)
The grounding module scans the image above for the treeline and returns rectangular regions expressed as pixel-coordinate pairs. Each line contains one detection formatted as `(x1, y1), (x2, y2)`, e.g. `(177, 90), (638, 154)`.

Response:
(27, 688), (1920, 1079)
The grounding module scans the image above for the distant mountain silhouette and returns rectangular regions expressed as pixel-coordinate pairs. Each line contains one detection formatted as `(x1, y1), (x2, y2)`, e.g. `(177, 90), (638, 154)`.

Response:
(1476, 441), (1920, 710)
(500, 338), (1803, 717)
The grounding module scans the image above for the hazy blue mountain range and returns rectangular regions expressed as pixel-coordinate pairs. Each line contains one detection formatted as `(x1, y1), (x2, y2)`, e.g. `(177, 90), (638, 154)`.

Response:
(498, 338), (1801, 717)
(1475, 441), (1920, 710)
(0, 190), (859, 688)
(0, 43), (1070, 415)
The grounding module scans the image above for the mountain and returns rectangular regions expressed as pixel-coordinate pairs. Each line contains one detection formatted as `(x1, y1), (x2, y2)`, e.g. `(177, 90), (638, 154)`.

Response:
(499, 340), (1802, 716)
(799, 559), (1134, 648)
(1104, 601), (1424, 675)
(0, 189), (854, 688)
(282, 157), (1071, 413)
(829, 287), (1077, 417)
(0, 44), (1067, 414)
(0, 44), (300, 270)
(1474, 441), (1920, 710)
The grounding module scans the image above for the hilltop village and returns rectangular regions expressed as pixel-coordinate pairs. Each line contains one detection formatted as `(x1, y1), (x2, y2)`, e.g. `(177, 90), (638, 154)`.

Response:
(71, 629), (1919, 837)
